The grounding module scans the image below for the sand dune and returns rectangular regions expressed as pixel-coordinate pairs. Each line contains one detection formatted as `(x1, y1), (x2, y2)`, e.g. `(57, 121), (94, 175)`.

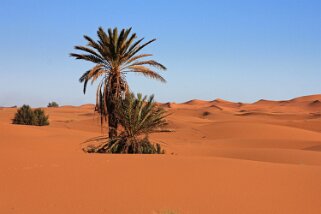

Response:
(211, 98), (243, 109)
(183, 99), (210, 105)
(1, 94), (321, 213)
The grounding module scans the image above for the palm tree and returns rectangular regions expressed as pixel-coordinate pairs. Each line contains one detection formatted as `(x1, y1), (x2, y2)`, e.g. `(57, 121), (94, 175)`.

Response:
(70, 27), (166, 139)
(84, 93), (168, 154)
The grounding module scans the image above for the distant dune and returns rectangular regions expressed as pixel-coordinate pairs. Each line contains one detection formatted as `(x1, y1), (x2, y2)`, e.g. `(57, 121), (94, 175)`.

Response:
(183, 99), (211, 105)
(1, 94), (321, 213)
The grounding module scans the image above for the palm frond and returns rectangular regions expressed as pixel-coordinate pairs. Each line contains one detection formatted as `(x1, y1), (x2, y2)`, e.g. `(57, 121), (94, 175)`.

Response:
(70, 53), (104, 64)
(127, 39), (156, 59)
(128, 60), (167, 70)
(79, 70), (90, 83)
(121, 32), (137, 55)
(127, 65), (166, 82)
(126, 38), (144, 55)
(78, 65), (106, 93)
(119, 28), (132, 53)
(124, 54), (153, 64)
(116, 93), (168, 137)
(74, 46), (104, 60)
(83, 35), (106, 58)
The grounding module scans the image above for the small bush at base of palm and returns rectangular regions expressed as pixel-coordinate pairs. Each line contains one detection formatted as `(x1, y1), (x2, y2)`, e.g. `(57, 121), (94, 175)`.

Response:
(83, 93), (168, 154)
(92, 137), (165, 154)
(84, 135), (165, 155)
(47, 101), (59, 107)
(13, 105), (49, 126)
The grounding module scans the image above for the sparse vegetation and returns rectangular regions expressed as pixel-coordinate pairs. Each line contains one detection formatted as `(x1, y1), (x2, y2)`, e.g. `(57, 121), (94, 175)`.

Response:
(202, 111), (211, 116)
(83, 93), (167, 154)
(12, 105), (35, 125)
(33, 108), (50, 126)
(47, 101), (59, 107)
(12, 105), (49, 126)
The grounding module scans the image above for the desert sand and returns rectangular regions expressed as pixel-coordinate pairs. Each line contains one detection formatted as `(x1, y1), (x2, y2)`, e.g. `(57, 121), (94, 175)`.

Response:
(1, 94), (321, 213)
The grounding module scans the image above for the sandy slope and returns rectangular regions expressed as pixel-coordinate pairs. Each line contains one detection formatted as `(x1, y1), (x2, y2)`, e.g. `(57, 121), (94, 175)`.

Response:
(1, 95), (321, 213)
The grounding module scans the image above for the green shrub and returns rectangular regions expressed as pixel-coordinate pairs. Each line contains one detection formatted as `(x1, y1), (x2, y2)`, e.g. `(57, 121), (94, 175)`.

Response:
(47, 101), (59, 107)
(13, 105), (49, 126)
(93, 137), (165, 154)
(34, 108), (50, 126)
(12, 105), (36, 125)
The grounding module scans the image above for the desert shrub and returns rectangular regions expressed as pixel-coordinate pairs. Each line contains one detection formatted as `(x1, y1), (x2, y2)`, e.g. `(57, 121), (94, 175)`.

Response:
(13, 105), (49, 126)
(202, 111), (210, 116)
(33, 108), (50, 126)
(93, 137), (165, 154)
(47, 101), (59, 107)
(83, 93), (168, 154)
(12, 105), (36, 125)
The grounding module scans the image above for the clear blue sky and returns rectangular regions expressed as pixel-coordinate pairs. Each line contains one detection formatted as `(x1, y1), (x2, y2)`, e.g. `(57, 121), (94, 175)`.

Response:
(0, 0), (320, 107)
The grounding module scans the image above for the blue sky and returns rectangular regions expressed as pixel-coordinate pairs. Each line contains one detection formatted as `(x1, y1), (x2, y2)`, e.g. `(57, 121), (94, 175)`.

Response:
(0, 0), (320, 106)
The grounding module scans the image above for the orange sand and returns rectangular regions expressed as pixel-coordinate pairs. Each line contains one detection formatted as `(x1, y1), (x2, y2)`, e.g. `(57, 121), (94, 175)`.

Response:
(1, 94), (321, 213)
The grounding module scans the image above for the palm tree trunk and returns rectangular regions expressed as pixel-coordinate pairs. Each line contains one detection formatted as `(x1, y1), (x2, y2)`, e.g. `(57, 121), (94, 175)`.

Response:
(108, 103), (118, 139)
(107, 73), (122, 139)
